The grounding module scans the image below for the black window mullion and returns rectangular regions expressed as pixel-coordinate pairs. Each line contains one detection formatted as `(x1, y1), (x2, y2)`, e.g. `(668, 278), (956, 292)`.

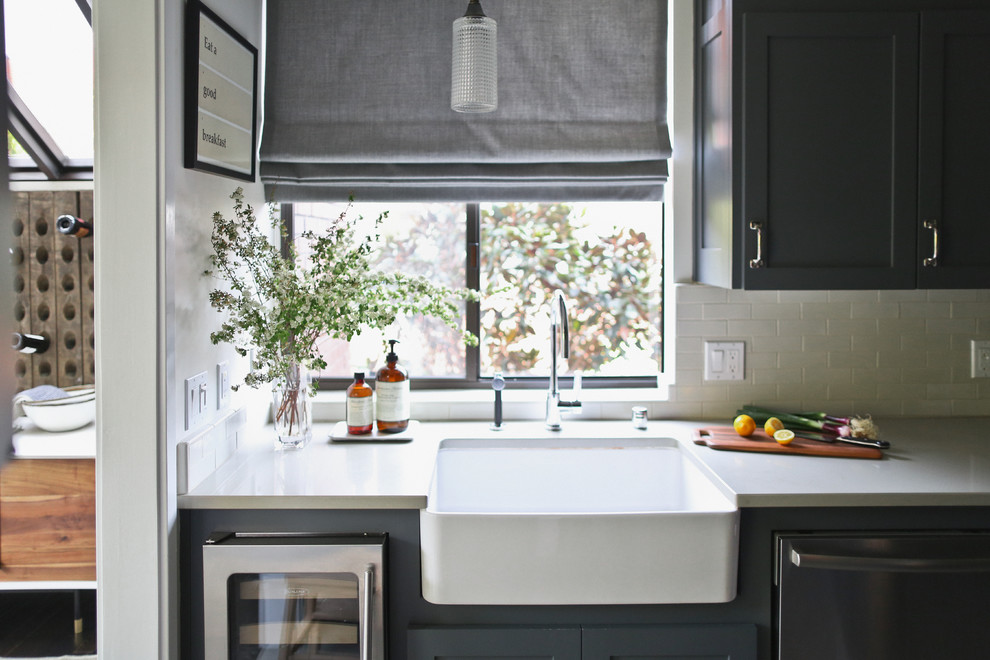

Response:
(7, 85), (66, 180)
(465, 203), (481, 381)
(73, 0), (93, 26)
(280, 204), (294, 260)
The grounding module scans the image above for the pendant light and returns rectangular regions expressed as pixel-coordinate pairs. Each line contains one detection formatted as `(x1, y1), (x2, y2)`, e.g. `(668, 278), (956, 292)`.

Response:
(451, 0), (497, 113)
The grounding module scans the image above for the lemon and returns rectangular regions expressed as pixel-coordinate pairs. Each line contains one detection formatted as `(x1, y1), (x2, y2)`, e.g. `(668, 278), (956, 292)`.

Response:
(733, 414), (756, 437)
(764, 416), (784, 436)
(774, 429), (796, 445)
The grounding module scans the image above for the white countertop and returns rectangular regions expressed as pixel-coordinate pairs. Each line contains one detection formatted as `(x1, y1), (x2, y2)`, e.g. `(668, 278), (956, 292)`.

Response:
(178, 417), (990, 509)
(10, 421), (97, 459)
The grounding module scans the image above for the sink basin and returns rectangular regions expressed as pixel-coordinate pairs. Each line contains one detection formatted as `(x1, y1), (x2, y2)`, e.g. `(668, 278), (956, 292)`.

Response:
(420, 435), (739, 605)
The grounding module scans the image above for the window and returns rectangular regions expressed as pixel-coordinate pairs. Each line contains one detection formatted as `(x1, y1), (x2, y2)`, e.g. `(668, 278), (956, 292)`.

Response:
(4, 0), (94, 179)
(287, 201), (663, 389)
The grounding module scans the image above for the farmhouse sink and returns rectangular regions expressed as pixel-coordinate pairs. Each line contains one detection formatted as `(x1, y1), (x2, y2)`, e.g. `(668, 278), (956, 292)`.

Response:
(420, 435), (739, 605)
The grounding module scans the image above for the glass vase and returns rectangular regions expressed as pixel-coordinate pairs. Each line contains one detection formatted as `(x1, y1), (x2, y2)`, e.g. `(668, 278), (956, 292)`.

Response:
(272, 361), (311, 450)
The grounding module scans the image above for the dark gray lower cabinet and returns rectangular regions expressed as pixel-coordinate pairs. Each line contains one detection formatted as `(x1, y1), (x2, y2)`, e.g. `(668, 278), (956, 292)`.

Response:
(407, 624), (757, 660)
(408, 627), (581, 660)
(583, 625), (757, 660)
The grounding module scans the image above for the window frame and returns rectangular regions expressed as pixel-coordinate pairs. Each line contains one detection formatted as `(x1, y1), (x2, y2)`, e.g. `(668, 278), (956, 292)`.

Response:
(282, 202), (665, 391)
(4, 0), (95, 181)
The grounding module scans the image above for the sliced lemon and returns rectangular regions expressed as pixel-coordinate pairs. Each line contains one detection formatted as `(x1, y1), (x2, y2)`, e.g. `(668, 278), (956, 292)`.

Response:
(774, 429), (795, 445)
(764, 416), (784, 436)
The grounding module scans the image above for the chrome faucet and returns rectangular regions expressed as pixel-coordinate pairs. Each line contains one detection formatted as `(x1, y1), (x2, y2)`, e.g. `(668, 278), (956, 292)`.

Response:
(546, 290), (582, 431)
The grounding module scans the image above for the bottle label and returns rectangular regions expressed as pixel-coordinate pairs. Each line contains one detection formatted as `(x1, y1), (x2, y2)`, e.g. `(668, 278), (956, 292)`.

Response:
(375, 380), (410, 422)
(347, 396), (374, 427)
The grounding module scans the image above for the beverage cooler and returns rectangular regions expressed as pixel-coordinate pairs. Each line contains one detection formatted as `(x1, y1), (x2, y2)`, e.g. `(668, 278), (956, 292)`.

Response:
(203, 532), (387, 660)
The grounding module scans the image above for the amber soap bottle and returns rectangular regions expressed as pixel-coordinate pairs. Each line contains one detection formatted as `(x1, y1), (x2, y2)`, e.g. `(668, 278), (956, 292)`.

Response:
(345, 371), (374, 435)
(375, 340), (410, 433)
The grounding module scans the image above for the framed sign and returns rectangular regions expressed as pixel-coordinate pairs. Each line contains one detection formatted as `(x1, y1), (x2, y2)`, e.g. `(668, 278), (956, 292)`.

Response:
(184, 0), (258, 182)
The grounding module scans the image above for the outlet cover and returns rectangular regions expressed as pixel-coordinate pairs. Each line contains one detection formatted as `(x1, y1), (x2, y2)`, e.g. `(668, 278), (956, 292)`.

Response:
(704, 341), (745, 381)
(185, 371), (209, 430)
(972, 340), (990, 378)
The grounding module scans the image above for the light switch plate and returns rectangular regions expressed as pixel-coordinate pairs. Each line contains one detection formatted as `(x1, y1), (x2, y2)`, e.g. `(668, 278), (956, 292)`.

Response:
(971, 340), (990, 378)
(216, 361), (230, 410)
(704, 341), (745, 381)
(185, 371), (209, 430)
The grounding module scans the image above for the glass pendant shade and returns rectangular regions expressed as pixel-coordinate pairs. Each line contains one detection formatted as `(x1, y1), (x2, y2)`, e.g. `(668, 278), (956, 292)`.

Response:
(451, 0), (497, 113)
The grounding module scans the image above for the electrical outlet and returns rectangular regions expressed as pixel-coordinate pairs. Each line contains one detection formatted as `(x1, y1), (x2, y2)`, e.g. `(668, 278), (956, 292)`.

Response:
(217, 361), (230, 410)
(184, 371), (209, 430)
(704, 341), (745, 381)
(971, 340), (990, 378)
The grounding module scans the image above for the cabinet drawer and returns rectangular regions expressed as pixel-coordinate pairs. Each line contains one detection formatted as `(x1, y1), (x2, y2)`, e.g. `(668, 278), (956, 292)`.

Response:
(0, 458), (96, 581)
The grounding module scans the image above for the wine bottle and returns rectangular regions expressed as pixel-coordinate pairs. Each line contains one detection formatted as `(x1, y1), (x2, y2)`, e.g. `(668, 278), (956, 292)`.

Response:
(56, 215), (93, 237)
(12, 332), (50, 354)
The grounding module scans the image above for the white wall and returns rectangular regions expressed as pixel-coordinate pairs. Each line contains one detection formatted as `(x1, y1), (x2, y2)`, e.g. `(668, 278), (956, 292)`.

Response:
(94, 0), (264, 657)
(0, 9), (12, 457)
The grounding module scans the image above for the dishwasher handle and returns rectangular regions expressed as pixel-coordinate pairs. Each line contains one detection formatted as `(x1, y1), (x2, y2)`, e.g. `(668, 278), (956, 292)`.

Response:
(791, 546), (990, 573)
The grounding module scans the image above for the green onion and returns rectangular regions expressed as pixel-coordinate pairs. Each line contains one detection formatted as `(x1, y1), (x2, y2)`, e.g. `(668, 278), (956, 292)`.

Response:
(737, 405), (878, 440)
(737, 405), (847, 434)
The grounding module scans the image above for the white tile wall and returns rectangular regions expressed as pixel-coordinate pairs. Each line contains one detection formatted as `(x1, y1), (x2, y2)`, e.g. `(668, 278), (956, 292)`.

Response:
(176, 406), (247, 494)
(666, 284), (990, 419)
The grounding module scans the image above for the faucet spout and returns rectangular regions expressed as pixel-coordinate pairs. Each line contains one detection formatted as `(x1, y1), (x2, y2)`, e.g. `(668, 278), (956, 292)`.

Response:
(546, 290), (581, 430)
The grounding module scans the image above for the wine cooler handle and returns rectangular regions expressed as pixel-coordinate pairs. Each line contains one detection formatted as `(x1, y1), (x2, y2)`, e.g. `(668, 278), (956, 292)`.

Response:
(749, 221), (765, 269)
(361, 564), (375, 660)
(923, 219), (939, 267)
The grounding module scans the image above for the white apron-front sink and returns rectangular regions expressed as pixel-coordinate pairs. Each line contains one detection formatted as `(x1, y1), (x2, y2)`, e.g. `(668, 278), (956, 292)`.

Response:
(420, 435), (739, 605)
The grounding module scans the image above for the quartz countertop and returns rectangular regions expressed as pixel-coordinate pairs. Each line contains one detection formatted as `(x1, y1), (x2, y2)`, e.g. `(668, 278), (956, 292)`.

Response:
(10, 421), (96, 459)
(178, 417), (990, 509)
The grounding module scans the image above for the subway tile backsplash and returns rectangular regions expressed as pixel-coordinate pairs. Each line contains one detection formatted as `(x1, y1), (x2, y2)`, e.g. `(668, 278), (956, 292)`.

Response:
(667, 284), (990, 420)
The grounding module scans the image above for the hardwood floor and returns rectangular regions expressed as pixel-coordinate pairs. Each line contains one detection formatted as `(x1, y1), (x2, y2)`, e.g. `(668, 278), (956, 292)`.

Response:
(0, 590), (96, 657)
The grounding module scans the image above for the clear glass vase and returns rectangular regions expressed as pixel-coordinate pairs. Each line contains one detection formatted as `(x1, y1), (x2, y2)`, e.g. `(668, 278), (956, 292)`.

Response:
(272, 361), (312, 450)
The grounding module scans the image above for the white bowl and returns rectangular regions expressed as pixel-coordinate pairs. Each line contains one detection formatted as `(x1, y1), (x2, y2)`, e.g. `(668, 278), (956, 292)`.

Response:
(21, 394), (96, 432)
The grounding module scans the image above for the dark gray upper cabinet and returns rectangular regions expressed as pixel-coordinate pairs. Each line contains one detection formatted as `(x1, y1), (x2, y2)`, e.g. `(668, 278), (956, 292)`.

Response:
(741, 12), (919, 290)
(694, 2), (990, 289)
(917, 11), (990, 288)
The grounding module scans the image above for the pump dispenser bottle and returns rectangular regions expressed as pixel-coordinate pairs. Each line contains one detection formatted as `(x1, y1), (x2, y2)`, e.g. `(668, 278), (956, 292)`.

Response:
(375, 339), (410, 433)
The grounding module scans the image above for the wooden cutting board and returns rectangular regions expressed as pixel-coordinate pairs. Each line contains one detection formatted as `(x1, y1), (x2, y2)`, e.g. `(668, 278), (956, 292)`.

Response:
(693, 426), (884, 459)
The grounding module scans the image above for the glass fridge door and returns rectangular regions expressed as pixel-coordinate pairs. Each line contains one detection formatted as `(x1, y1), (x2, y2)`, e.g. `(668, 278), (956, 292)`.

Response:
(230, 572), (360, 659)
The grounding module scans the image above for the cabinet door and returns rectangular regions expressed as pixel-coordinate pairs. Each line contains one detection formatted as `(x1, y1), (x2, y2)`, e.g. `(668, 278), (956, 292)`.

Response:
(917, 11), (990, 288)
(583, 624), (756, 660)
(0, 459), (96, 581)
(741, 13), (918, 289)
(408, 626), (581, 660)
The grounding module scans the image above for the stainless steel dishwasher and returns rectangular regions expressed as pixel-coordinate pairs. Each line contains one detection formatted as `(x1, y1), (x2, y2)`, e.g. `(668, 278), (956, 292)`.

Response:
(203, 532), (387, 660)
(775, 531), (990, 660)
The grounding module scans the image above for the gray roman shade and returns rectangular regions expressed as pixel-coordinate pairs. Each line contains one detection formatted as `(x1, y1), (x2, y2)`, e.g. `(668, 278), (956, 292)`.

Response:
(260, 0), (670, 202)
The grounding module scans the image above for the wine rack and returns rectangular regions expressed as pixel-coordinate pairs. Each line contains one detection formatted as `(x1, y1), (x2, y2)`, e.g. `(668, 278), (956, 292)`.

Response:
(11, 190), (95, 392)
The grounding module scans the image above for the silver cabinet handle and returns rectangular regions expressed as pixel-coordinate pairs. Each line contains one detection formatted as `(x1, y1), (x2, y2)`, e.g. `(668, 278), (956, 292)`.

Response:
(361, 564), (374, 660)
(923, 219), (939, 267)
(749, 221), (765, 268)
(790, 547), (990, 573)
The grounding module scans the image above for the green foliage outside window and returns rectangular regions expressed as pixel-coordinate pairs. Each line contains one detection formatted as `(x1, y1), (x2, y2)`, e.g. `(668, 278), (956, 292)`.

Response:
(480, 203), (661, 376)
